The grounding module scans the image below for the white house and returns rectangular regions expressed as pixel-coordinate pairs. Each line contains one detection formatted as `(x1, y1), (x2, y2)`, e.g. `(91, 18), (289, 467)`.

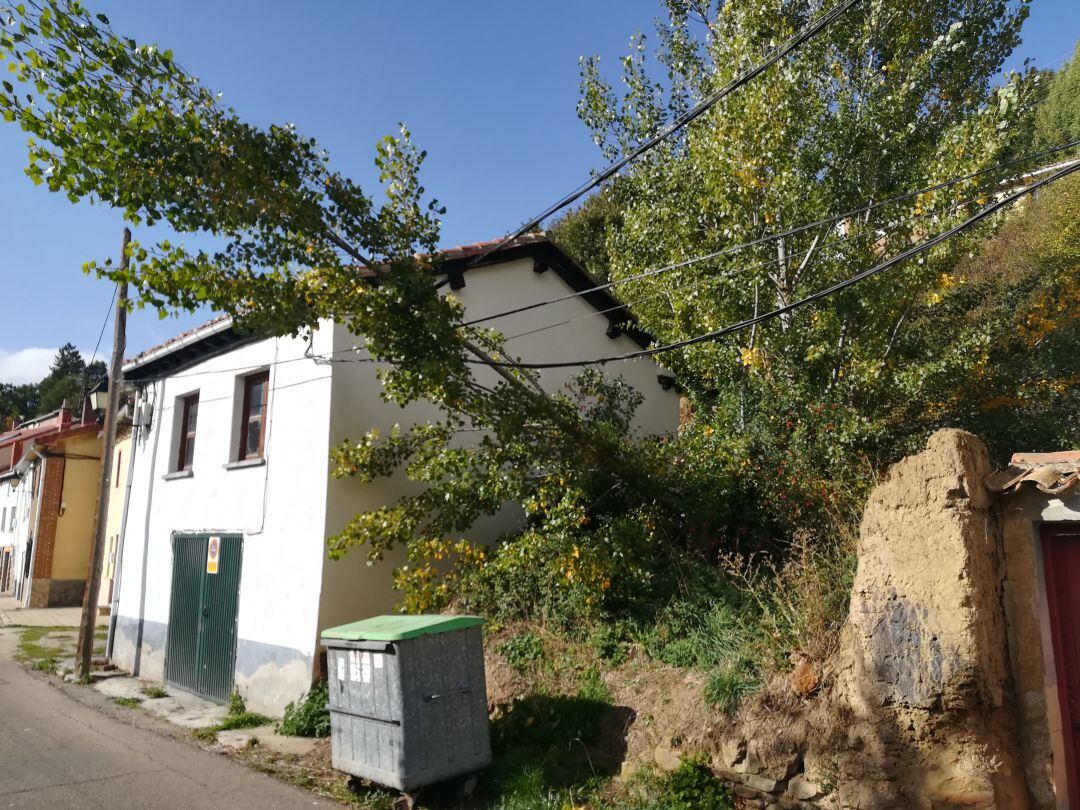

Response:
(109, 235), (681, 714)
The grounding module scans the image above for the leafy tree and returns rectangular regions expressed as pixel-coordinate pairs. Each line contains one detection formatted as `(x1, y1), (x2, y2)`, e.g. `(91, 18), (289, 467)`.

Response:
(36, 342), (98, 412)
(550, 187), (623, 282)
(569, 0), (1061, 530)
(1036, 39), (1080, 147)
(0, 383), (40, 429)
(0, 0), (1070, 626)
(0, 1), (698, 616)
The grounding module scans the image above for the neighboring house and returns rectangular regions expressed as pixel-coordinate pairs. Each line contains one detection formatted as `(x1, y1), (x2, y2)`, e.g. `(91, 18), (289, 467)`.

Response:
(109, 235), (681, 714)
(96, 420), (132, 616)
(0, 404), (104, 607)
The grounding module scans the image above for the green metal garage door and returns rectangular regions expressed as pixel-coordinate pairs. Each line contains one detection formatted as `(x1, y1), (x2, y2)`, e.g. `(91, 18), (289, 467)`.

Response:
(165, 534), (243, 703)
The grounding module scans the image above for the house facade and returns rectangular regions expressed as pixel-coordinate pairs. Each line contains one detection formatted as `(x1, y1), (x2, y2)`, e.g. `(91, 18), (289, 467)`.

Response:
(0, 405), (104, 607)
(108, 236), (681, 714)
(96, 424), (132, 615)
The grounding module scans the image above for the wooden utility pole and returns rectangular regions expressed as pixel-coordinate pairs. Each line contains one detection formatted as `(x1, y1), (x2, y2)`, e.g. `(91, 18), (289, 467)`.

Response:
(77, 228), (130, 678)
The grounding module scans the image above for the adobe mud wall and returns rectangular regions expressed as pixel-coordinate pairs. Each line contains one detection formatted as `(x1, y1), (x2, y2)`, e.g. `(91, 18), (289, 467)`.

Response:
(715, 430), (1034, 809)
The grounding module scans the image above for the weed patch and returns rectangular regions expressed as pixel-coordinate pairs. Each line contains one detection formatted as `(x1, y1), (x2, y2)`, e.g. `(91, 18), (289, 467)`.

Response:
(278, 681), (330, 738)
(703, 669), (758, 717)
(637, 758), (734, 809)
(114, 696), (142, 708)
(142, 684), (168, 699)
(216, 690), (271, 730)
(496, 632), (544, 672)
(192, 727), (218, 744)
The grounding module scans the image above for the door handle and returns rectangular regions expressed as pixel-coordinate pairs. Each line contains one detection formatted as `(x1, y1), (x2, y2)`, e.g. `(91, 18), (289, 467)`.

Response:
(202, 607), (209, 617)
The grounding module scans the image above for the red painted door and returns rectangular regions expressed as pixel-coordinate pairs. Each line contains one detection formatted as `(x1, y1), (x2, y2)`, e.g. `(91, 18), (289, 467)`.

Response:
(1042, 523), (1080, 805)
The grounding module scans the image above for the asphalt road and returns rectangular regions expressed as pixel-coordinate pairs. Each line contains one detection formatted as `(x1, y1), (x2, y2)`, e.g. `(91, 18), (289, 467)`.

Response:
(0, 632), (329, 809)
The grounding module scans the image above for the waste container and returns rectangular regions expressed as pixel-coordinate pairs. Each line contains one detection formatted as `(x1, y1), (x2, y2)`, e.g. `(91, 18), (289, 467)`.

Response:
(321, 614), (491, 793)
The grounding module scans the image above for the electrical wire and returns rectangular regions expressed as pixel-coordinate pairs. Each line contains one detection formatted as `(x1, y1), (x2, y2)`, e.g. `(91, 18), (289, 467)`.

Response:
(135, 146), (1080, 382)
(466, 159), (1080, 370)
(468, 0), (867, 268)
(499, 189), (990, 343)
(461, 138), (1080, 328)
(88, 283), (119, 368)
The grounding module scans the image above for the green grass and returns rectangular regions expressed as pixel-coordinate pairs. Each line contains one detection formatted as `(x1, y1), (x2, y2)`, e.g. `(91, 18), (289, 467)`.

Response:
(192, 727), (218, 744)
(216, 711), (273, 731)
(114, 696), (142, 708)
(31, 657), (57, 673)
(15, 625), (72, 665)
(142, 684), (168, 699)
(209, 689), (272, 731)
(481, 667), (617, 807)
(703, 669), (759, 717)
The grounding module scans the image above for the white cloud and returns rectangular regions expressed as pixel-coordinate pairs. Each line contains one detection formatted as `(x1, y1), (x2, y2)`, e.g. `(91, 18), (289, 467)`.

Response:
(0, 347), (99, 385)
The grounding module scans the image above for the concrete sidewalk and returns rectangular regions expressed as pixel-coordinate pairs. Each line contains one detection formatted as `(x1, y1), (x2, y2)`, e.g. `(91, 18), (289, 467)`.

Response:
(0, 594), (103, 627)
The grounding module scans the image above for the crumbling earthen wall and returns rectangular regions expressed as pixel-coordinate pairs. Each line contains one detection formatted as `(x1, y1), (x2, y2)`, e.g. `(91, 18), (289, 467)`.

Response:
(835, 429), (1027, 808)
(715, 430), (1034, 809)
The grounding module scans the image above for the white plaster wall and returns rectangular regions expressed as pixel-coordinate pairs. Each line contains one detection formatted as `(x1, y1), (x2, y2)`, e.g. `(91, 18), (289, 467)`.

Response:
(452, 258), (679, 436)
(0, 473), (35, 595)
(113, 326), (336, 691)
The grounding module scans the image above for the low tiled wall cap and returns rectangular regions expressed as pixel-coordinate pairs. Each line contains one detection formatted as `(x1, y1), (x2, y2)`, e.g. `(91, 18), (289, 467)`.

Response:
(986, 453), (1080, 495)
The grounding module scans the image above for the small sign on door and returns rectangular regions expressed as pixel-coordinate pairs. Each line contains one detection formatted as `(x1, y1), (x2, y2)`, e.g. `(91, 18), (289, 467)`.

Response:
(206, 536), (220, 575)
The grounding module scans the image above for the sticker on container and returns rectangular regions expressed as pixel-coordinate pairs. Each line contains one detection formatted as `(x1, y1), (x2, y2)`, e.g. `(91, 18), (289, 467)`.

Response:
(361, 651), (372, 684)
(373, 653), (384, 670)
(337, 656), (346, 683)
(349, 650), (362, 682)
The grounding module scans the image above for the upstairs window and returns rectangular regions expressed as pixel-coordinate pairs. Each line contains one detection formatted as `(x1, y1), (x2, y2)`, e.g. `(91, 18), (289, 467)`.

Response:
(176, 393), (199, 472)
(238, 371), (269, 461)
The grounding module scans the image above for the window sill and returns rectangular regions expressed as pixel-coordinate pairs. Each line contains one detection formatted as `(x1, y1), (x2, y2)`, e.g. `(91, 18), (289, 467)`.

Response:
(224, 458), (266, 471)
(163, 470), (193, 481)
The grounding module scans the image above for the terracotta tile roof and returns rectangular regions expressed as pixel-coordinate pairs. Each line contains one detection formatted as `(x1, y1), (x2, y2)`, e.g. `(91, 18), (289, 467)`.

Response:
(124, 313), (233, 369)
(987, 452), (1080, 495)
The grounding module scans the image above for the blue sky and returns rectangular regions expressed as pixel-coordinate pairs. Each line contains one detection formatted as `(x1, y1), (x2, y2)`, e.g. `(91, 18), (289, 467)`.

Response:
(0, 0), (1076, 382)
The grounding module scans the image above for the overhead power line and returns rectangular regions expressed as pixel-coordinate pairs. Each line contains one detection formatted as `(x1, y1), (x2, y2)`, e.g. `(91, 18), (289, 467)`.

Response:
(142, 146), (1080, 383)
(461, 138), (1080, 328)
(499, 190), (992, 343)
(469, 160), (1080, 370)
(468, 0), (867, 269)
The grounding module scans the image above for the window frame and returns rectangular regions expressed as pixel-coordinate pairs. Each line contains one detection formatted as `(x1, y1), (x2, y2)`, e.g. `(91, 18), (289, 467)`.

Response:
(176, 392), (199, 472)
(237, 371), (270, 462)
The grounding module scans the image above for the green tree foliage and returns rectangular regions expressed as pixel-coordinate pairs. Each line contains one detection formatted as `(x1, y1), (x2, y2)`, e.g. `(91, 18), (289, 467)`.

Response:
(569, 0), (1062, 532)
(0, 343), (105, 428)
(549, 187), (623, 282)
(0, 1), (1072, 636)
(0, 383), (40, 429)
(0, 1), (701, 618)
(36, 341), (103, 412)
(901, 174), (1080, 458)
(1036, 40), (1080, 147)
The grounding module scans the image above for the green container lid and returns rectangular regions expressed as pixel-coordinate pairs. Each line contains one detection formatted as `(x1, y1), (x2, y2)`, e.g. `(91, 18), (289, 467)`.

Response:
(321, 614), (484, 642)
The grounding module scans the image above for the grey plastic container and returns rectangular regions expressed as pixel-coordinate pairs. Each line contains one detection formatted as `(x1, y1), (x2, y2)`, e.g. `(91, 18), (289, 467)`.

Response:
(321, 615), (491, 792)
